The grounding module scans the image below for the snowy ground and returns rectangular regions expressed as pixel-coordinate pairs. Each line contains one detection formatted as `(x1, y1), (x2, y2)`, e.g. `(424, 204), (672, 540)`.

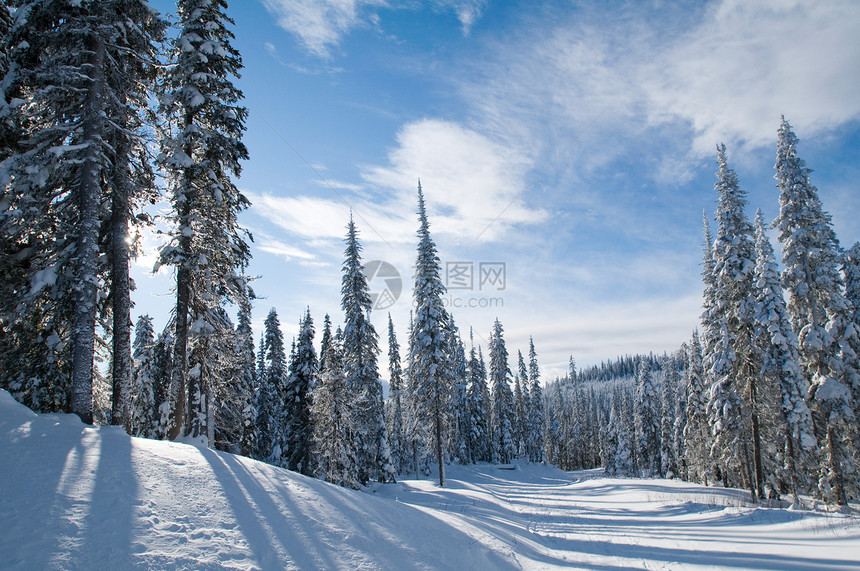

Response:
(2, 390), (859, 570)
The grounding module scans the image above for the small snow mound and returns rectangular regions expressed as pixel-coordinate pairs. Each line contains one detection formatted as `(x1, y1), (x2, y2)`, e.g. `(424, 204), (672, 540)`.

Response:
(813, 377), (850, 402)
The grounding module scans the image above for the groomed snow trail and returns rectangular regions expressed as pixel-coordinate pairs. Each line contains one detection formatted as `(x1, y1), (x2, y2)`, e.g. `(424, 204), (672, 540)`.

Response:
(376, 465), (860, 570)
(2, 390), (859, 570)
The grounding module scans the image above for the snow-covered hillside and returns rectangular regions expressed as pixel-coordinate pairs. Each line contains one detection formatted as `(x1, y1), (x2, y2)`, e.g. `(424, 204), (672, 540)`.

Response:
(2, 390), (859, 570)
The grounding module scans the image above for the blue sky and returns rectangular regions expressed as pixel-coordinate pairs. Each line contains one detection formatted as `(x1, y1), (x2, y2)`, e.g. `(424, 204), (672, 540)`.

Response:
(137, 0), (860, 381)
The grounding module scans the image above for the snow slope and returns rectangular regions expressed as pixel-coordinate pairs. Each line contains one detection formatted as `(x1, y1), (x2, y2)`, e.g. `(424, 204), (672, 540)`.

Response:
(2, 390), (859, 570)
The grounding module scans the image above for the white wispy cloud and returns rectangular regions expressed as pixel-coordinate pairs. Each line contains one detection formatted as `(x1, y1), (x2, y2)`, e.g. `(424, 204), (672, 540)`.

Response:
(260, 0), (380, 58)
(256, 234), (322, 264)
(641, 0), (860, 154)
(248, 119), (547, 250)
(465, 0), (860, 163)
(262, 0), (489, 58)
(361, 119), (547, 243)
(435, 0), (488, 35)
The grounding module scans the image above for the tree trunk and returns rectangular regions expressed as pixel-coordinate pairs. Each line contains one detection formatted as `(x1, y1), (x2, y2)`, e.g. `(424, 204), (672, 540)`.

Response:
(168, 263), (190, 440)
(740, 438), (756, 503)
(827, 423), (847, 506)
(749, 376), (765, 499)
(71, 33), (106, 425)
(110, 134), (132, 429)
(784, 426), (799, 504)
(435, 389), (444, 487)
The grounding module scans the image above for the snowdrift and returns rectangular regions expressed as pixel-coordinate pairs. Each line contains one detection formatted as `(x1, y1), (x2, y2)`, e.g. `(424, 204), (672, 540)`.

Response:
(2, 389), (859, 570)
(0, 391), (507, 569)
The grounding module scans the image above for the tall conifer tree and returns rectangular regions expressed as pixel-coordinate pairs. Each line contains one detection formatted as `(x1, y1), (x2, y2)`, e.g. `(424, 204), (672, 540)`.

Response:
(409, 183), (454, 485)
(128, 315), (158, 437)
(489, 318), (516, 464)
(313, 326), (358, 488)
(773, 118), (859, 504)
(285, 308), (317, 475)
(705, 145), (762, 498)
(159, 0), (250, 440)
(340, 214), (393, 484)
(634, 358), (660, 476)
(255, 308), (285, 463)
(527, 337), (544, 463)
(683, 331), (710, 484)
(386, 313), (406, 473)
(1, 1), (164, 423)
(752, 210), (816, 499)
(466, 334), (491, 463)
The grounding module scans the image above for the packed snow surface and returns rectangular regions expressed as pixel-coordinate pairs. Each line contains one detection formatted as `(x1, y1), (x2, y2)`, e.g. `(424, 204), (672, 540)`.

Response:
(1, 390), (858, 570)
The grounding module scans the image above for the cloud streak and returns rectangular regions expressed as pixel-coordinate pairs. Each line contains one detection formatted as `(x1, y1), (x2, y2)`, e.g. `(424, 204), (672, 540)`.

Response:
(248, 118), (548, 252)
(262, 0), (490, 58)
(465, 0), (860, 162)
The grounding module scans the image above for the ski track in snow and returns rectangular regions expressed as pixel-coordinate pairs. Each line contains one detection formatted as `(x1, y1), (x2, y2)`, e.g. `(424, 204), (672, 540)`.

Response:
(1, 390), (859, 570)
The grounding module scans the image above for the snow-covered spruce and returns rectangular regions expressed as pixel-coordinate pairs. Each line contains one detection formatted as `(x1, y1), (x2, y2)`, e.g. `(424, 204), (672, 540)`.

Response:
(773, 118), (859, 505)
(158, 0), (250, 442)
(0, 1), (164, 424)
(340, 215), (394, 485)
(408, 183), (455, 485)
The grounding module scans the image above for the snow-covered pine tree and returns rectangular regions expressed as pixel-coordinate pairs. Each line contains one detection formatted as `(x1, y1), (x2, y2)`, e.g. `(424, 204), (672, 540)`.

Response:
(446, 314), (469, 464)
(195, 311), (246, 449)
(683, 332), (710, 484)
(706, 320), (747, 491)
(660, 356), (679, 478)
(0, 5), (72, 414)
(340, 215), (393, 484)
(317, 313), (331, 371)
(543, 382), (562, 466)
(128, 315), (158, 437)
(562, 387), (584, 469)
(150, 320), (175, 439)
(603, 388), (620, 475)
(605, 387), (634, 476)
(773, 118), (859, 504)
(752, 210), (817, 500)
(197, 307), (240, 449)
(634, 358), (661, 476)
(158, 0), (250, 441)
(527, 337), (544, 463)
(705, 145), (763, 499)
(514, 350), (528, 458)
(466, 335), (491, 463)
(408, 184), (454, 485)
(256, 330), (267, 388)
(489, 318), (516, 464)
(844, 243), (860, 330)
(284, 308), (317, 475)
(105, 1), (165, 429)
(312, 326), (358, 489)
(235, 283), (257, 457)
(1, 1), (164, 423)
(699, 211), (718, 379)
(691, 215), (721, 487)
(673, 346), (689, 481)
(255, 309), (286, 464)
(385, 314), (405, 473)
(403, 311), (423, 476)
